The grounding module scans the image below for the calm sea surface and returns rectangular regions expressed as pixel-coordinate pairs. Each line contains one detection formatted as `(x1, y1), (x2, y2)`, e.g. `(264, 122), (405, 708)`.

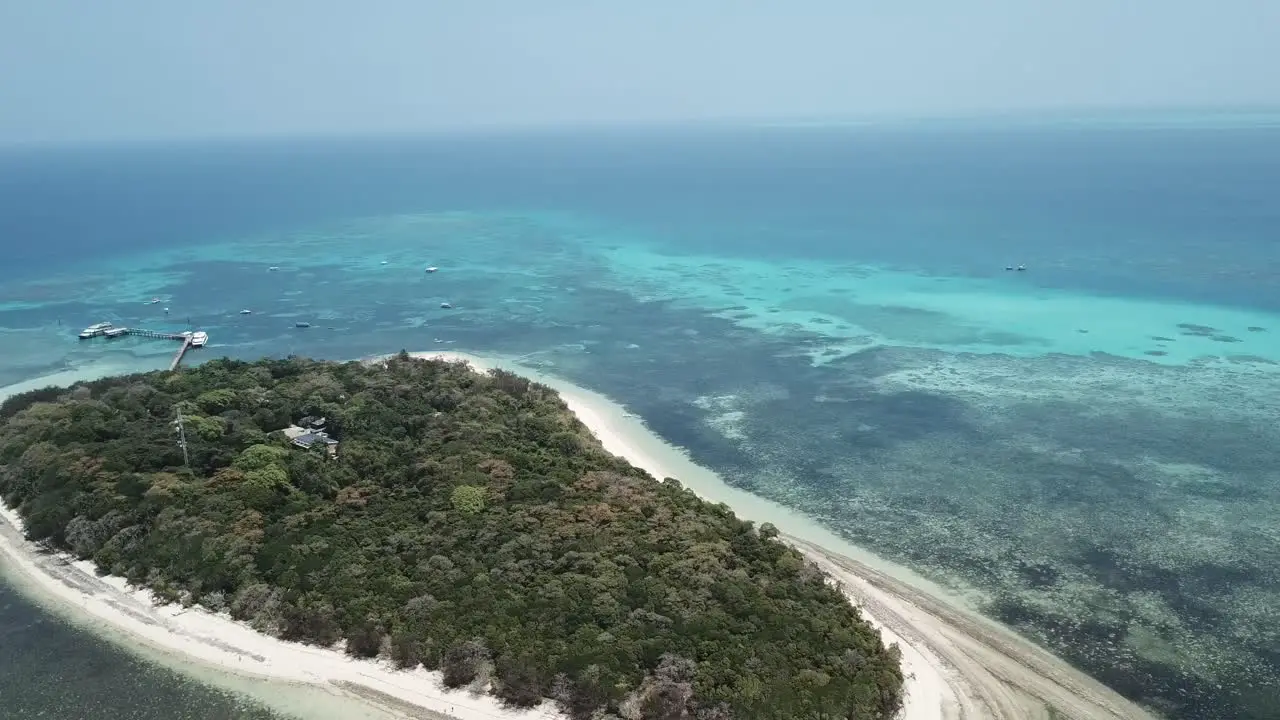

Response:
(1, 121), (1278, 719)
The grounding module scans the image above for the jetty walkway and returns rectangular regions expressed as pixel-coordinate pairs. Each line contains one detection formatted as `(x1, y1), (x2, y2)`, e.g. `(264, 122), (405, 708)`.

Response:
(125, 328), (189, 340)
(78, 323), (207, 371)
(169, 335), (194, 371)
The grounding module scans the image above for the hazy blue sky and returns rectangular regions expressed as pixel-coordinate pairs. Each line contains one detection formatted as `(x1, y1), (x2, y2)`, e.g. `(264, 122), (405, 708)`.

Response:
(2, 1), (1278, 143)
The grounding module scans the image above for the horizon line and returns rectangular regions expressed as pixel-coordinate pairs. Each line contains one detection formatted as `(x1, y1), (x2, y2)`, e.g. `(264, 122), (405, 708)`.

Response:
(5, 104), (1280, 150)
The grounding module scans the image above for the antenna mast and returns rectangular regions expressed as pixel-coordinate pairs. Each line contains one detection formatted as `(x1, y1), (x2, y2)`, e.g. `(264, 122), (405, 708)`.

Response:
(174, 408), (191, 470)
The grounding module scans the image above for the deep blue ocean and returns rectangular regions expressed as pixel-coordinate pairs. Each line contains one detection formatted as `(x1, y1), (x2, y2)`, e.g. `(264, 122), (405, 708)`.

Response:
(1, 121), (1278, 719)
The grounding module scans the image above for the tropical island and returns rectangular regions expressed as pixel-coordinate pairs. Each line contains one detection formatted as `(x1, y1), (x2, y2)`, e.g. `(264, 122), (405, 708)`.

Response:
(0, 353), (904, 719)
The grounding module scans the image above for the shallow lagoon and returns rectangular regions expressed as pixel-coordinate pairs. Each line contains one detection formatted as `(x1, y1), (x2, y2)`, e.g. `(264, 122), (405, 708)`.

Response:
(2, 125), (1278, 719)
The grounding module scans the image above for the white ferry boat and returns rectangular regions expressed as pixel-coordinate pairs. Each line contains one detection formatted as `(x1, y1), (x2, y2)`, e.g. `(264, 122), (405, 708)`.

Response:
(190, 331), (209, 347)
(78, 322), (113, 339)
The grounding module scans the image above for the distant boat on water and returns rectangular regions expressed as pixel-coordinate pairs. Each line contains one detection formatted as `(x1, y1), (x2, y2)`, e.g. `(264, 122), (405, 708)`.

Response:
(240, 309), (253, 314)
(425, 266), (438, 273)
(268, 266), (280, 272)
(295, 321), (311, 328)
(440, 302), (452, 309)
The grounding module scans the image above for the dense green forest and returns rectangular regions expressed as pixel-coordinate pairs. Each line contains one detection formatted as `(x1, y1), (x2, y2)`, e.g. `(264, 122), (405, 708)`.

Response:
(0, 354), (903, 719)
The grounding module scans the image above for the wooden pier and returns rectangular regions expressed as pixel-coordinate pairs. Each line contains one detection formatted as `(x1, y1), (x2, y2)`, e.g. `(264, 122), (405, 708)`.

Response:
(77, 323), (206, 371)
(126, 328), (190, 341)
(169, 335), (193, 371)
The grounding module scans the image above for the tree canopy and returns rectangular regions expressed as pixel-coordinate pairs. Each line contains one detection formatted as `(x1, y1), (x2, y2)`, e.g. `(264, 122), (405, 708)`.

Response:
(0, 354), (903, 719)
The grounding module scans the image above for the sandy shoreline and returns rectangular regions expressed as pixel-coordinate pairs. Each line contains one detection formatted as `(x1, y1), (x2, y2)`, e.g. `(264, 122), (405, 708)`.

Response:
(0, 351), (1158, 720)
(0, 500), (561, 720)
(412, 352), (1160, 720)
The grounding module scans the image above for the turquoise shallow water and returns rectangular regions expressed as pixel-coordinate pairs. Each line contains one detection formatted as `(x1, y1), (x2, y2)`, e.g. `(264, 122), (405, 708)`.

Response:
(2, 124), (1279, 719)
(0, 579), (282, 719)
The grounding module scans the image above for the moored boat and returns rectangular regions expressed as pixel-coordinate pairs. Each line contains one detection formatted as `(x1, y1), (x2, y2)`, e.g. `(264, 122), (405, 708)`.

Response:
(78, 322), (114, 339)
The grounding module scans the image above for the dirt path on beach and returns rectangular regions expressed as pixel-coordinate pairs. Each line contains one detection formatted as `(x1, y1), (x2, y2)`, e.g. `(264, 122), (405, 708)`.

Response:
(789, 536), (1159, 720)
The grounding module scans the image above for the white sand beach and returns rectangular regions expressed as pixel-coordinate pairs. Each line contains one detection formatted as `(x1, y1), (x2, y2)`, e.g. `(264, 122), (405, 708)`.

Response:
(0, 353), (1159, 720)
(0, 506), (562, 720)
(0, 363), (562, 720)
(413, 352), (1160, 720)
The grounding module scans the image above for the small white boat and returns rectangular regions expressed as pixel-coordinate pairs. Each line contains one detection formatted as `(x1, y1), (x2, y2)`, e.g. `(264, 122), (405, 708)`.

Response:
(425, 266), (438, 273)
(440, 302), (452, 309)
(147, 297), (161, 304)
(268, 266), (280, 272)
(240, 309), (252, 314)
(380, 261), (389, 265)
(190, 331), (209, 347)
